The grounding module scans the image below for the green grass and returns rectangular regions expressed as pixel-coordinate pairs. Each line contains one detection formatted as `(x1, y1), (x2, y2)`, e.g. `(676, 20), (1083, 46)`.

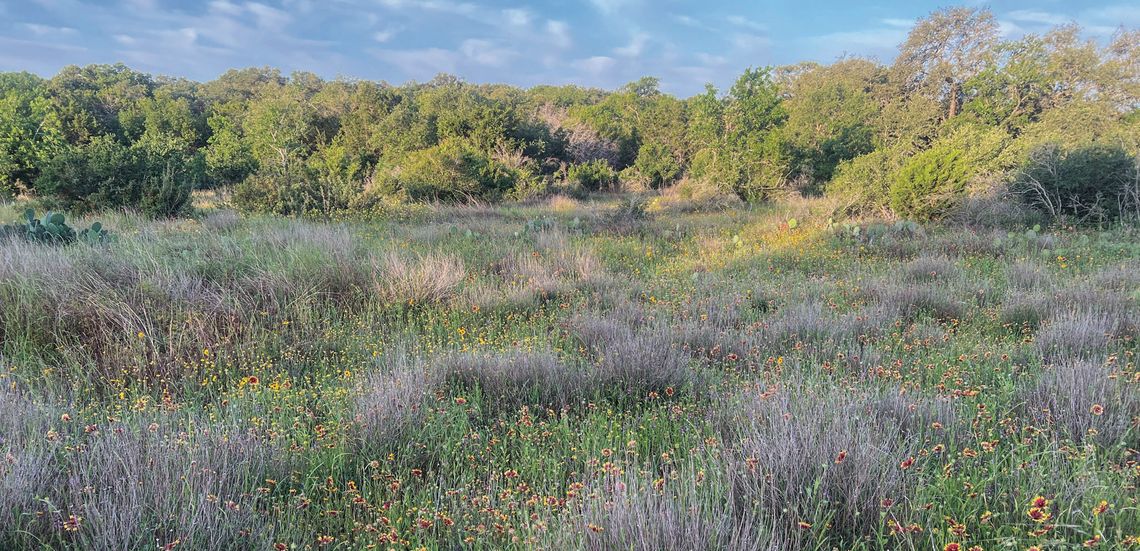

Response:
(1, 197), (1138, 550)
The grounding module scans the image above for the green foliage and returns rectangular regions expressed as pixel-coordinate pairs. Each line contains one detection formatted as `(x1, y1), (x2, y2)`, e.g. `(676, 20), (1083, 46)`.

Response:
(629, 142), (681, 189)
(889, 144), (972, 221)
(777, 59), (881, 190)
(204, 113), (256, 187)
(374, 139), (517, 203)
(567, 160), (618, 192)
(0, 15), (1135, 217)
(0, 208), (108, 245)
(35, 136), (201, 217)
(1015, 143), (1138, 223)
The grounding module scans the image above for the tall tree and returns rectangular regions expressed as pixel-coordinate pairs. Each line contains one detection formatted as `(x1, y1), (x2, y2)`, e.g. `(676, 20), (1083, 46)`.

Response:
(893, 7), (999, 119)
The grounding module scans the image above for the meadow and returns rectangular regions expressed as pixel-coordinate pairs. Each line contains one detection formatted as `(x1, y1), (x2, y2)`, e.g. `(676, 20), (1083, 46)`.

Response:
(1, 193), (1138, 550)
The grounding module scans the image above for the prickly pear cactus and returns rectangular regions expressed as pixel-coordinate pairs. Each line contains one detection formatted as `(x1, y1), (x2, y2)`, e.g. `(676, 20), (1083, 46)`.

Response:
(2, 208), (109, 246)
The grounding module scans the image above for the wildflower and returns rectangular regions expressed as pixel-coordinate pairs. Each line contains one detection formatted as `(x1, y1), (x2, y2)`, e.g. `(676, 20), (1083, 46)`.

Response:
(881, 498), (894, 508)
(60, 413), (71, 422)
(1026, 507), (1051, 523)
(1031, 495), (1050, 508)
(316, 535), (334, 546)
(835, 450), (847, 464)
(275, 544), (287, 551)
(899, 456), (916, 470)
(944, 544), (961, 551)
(62, 514), (82, 532)
(797, 521), (812, 529)
(1093, 500), (1109, 516)
(1084, 534), (1102, 547)
(664, 387), (675, 397)
(1090, 404), (1105, 416)
(587, 523), (604, 533)
(454, 396), (467, 405)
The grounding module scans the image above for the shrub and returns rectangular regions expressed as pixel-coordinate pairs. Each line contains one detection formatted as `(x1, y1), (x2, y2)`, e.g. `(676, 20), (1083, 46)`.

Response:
(374, 139), (520, 203)
(1014, 143), (1138, 224)
(35, 136), (202, 217)
(827, 144), (911, 214)
(567, 159), (618, 192)
(629, 142), (681, 189)
(232, 165), (323, 216)
(888, 145), (972, 221)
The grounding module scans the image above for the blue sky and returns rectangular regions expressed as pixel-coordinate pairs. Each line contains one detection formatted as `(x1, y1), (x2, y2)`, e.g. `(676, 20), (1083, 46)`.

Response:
(0, 0), (1136, 96)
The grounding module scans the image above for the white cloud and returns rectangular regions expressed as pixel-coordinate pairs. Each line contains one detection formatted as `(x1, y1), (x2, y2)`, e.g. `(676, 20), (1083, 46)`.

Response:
(502, 8), (531, 27)
(614, 31), (649, 57)
(460, 39), (516, 66)
(245, 2), (291, 31)
(573, 55), (615, 74)
(372, 29), (397, 42)
(726, 15), (766, 32)
(1006, 10), (1070, 26)
(1080, 5), (1140, 25)
(881, 18), (914, 28)
(23, 23), (78, 36)
(545, 20), (572, 48)
(588, 0), (636, 14)
(811, 27), (907, 51)
(371, 47), (459, 77)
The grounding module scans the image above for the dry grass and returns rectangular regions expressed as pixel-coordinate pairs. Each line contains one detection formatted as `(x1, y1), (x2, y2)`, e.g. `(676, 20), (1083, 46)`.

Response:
(723, 382), (955, 544)
(1019, 360), (1140, 447)
(373, 250), (467, 305)
(200, 209), (242, 232)
(568, 315), (700, 399)
(354, 340), (437, 449)
(442, 350), (580, 415)
(562, 470), (765, 551)
(901, 254), (958, 283)
(862, 280), (964, 321)
(1035, 309), (1122, 360)
(1006, 260), (1054, 291)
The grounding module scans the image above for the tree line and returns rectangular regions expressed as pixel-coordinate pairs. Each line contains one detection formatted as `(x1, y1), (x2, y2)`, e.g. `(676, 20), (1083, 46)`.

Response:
(1, 7), (1137, 223)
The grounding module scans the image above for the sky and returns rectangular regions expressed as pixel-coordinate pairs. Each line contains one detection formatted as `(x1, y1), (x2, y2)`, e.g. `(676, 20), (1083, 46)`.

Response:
(0, 0), (1137, 96)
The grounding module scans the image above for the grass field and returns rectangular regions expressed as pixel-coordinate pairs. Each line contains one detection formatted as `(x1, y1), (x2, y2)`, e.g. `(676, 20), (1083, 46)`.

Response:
(1, 195), (1138, 550)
